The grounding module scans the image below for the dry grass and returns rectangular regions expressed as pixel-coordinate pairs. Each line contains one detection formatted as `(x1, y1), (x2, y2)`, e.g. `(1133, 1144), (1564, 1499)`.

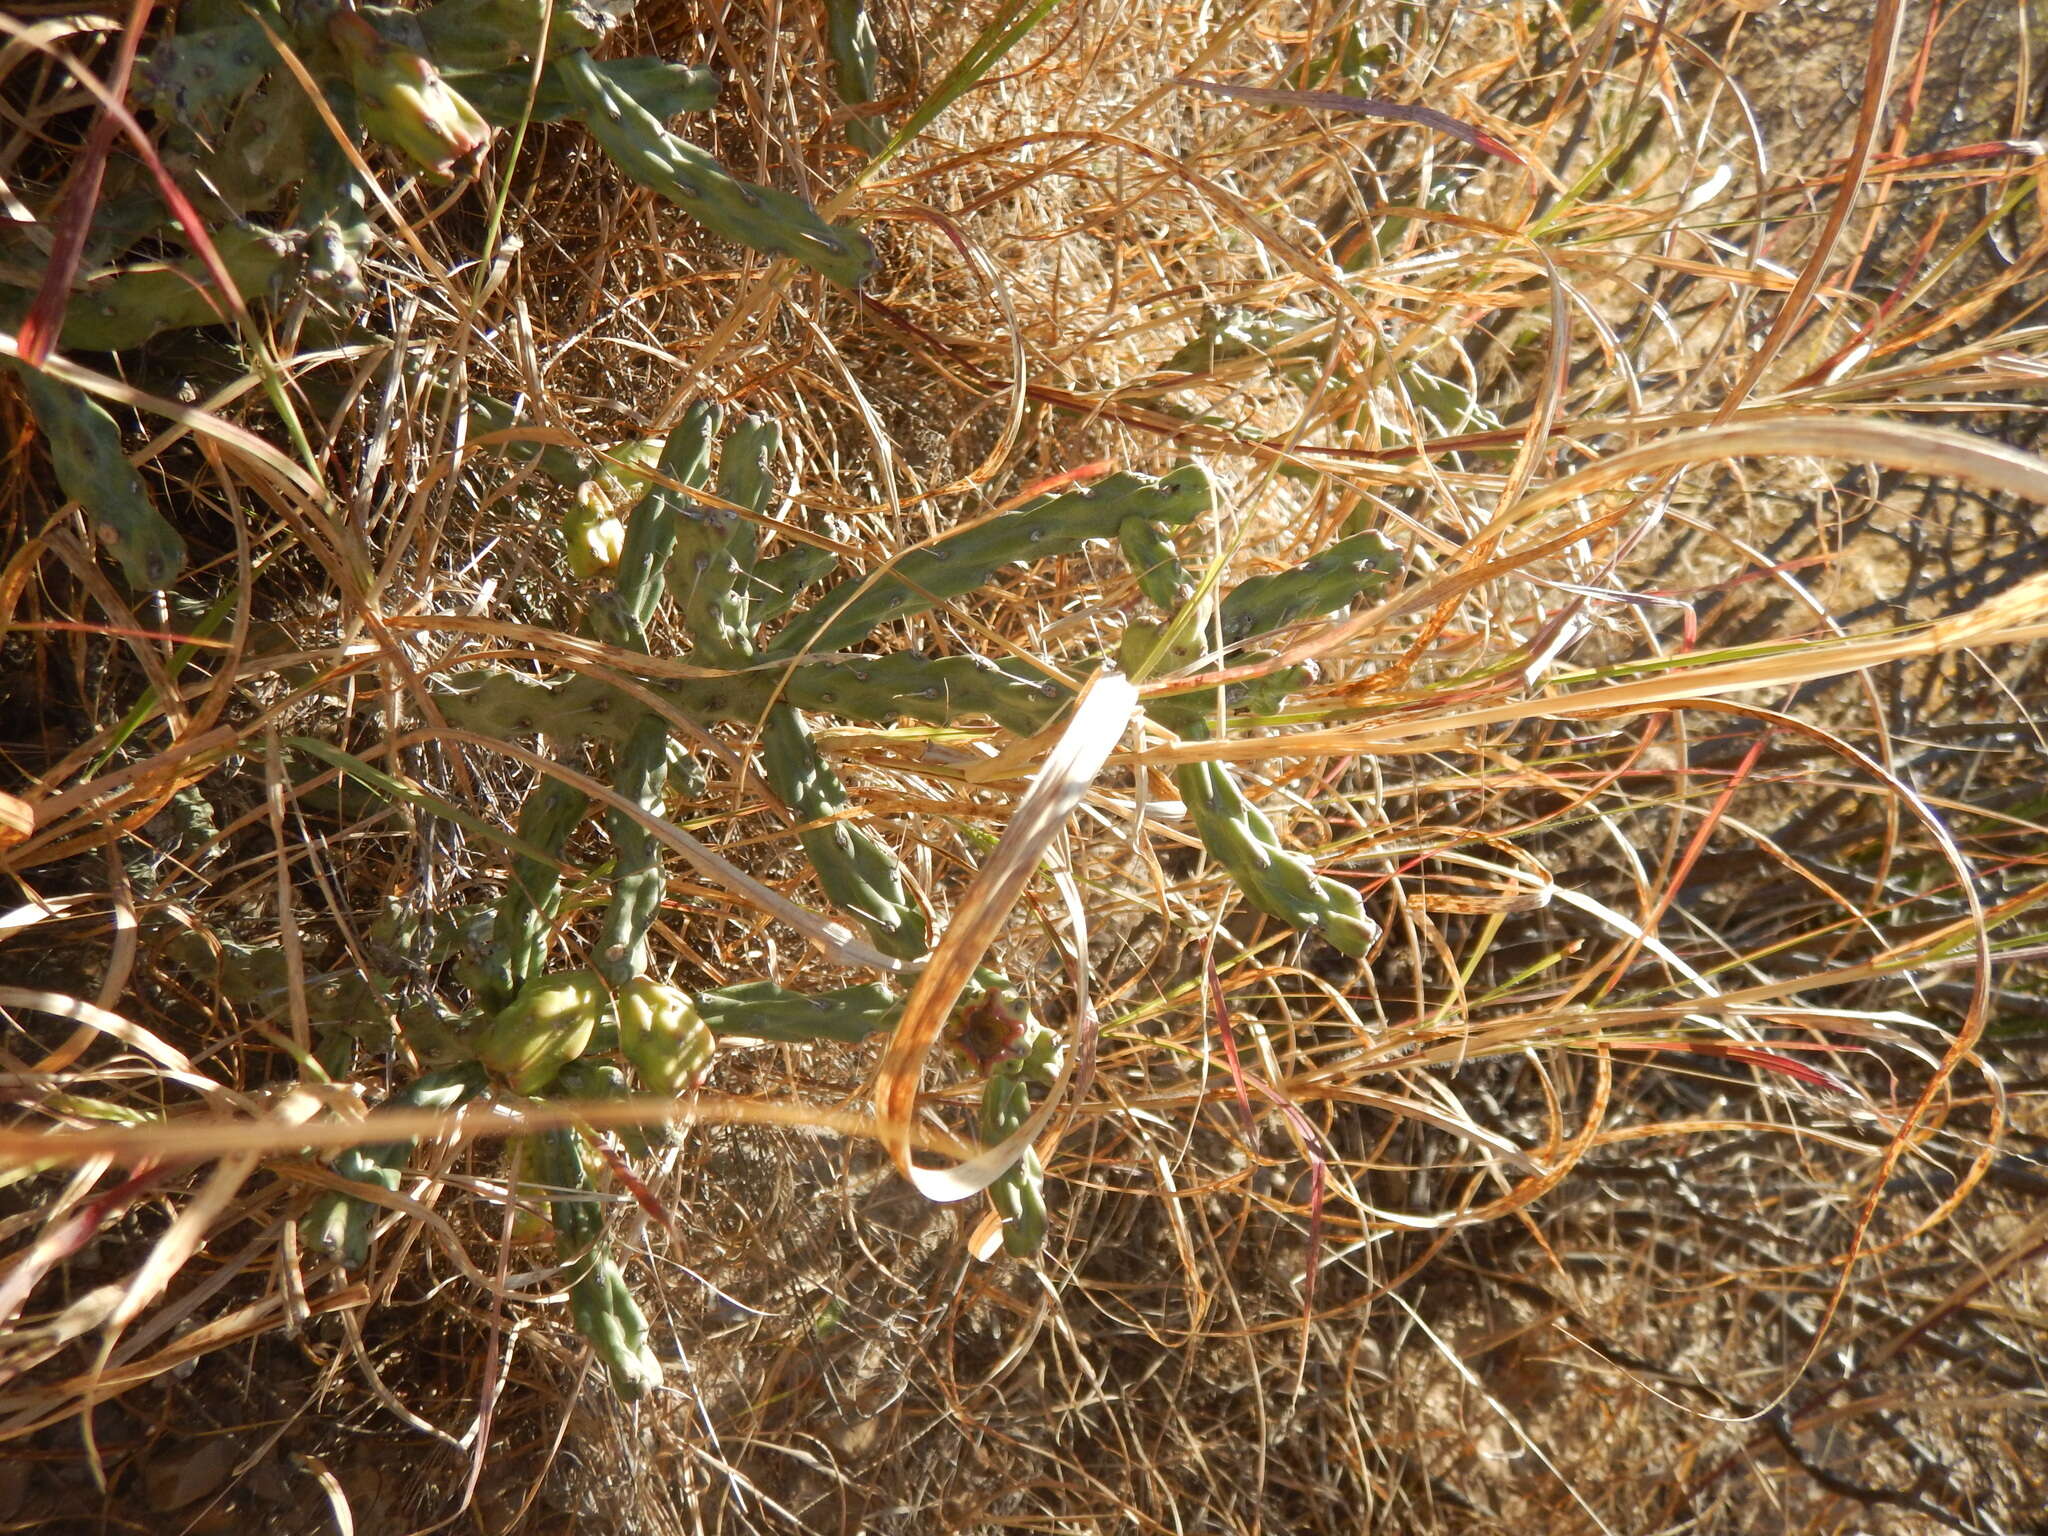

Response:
(3, 0), (2047, 1531)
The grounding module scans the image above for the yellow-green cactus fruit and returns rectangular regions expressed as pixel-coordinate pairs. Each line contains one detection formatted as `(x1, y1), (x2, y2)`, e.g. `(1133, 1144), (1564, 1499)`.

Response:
(477, 969), (609, 1094)
(561, 498), (626, 578)
(328, 13), (491, 181)
(577, 438), (664, 516)
(616, 978), (714, 1094)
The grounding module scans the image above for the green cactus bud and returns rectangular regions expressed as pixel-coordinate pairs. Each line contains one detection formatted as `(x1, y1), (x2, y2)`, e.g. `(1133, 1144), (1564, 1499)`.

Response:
(616, 977), (714, 1093)
(596, 719), (673, 985)
(330, 11), (493, 180)
(615, 401), (720, 629)
(770, 464), (1213, 658)
(693, 979), (900, 1043)
(761, 702), (928, 958)
(561, 497), (625, 579)
(7, 362), (185, 589)
(568, 1253), (663, 1399)
(578, 436), (664, 517)
(477, 969), (611, 1093)
(552, 48), (875, 288)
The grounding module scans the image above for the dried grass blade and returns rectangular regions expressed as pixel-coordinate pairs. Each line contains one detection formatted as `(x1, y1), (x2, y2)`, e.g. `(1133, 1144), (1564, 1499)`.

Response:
(875, 672), (1138, 1201)
(1176, 76), (1526, 162)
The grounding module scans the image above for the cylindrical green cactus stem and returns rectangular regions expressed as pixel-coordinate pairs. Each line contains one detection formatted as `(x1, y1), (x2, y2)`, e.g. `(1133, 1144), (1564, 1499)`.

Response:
(437, 646), (1074, 747)
(552, 48), (875, 288)
(1175, 756), (1377, 956)
(553, 1057), (656, 1157)
(7, 362), (185, 589)
(739, 543), (837, 628)
(436, 669), (643, 746)
(417, 0), (619, 70)
(1117, 518), (1195, 612)
(456, 56), (719, 127)
(477, 969), (612, 1093)
(298, 1155), (401, 1272)
(533, 1123), (604, 1258)
(595, 718), (672, 986)
(694, 979), (900, 1043)
(769, 464), (1213, 659)
(980, 1073), (1048, 1258)
(460, 393), (589, 486)
(825, 0), (886, 154)
(760, 703), (928, 958)
(970, 999), (1060, 1259)
(528, 1111), (664, 1397)
(615, 400), (720, 628)
(1140, 529), (1397, 733)
(675, 412), (779, 663)
(1219, 529), (1399, 645)
(568, 1252), (663, 1399)
(298, 1062), (488, 1268)
(782, 651), (1072, 735)
(480, 774), (589, 1010)
(142, 19), (271, 130)
(1142, 649), (1315, 737)
(50, 222), (299, 353)
(301, 127), (375, 302)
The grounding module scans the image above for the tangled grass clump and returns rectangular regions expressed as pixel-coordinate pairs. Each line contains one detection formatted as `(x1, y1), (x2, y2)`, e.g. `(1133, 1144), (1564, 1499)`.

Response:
(3, 0), (2047, 1531)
